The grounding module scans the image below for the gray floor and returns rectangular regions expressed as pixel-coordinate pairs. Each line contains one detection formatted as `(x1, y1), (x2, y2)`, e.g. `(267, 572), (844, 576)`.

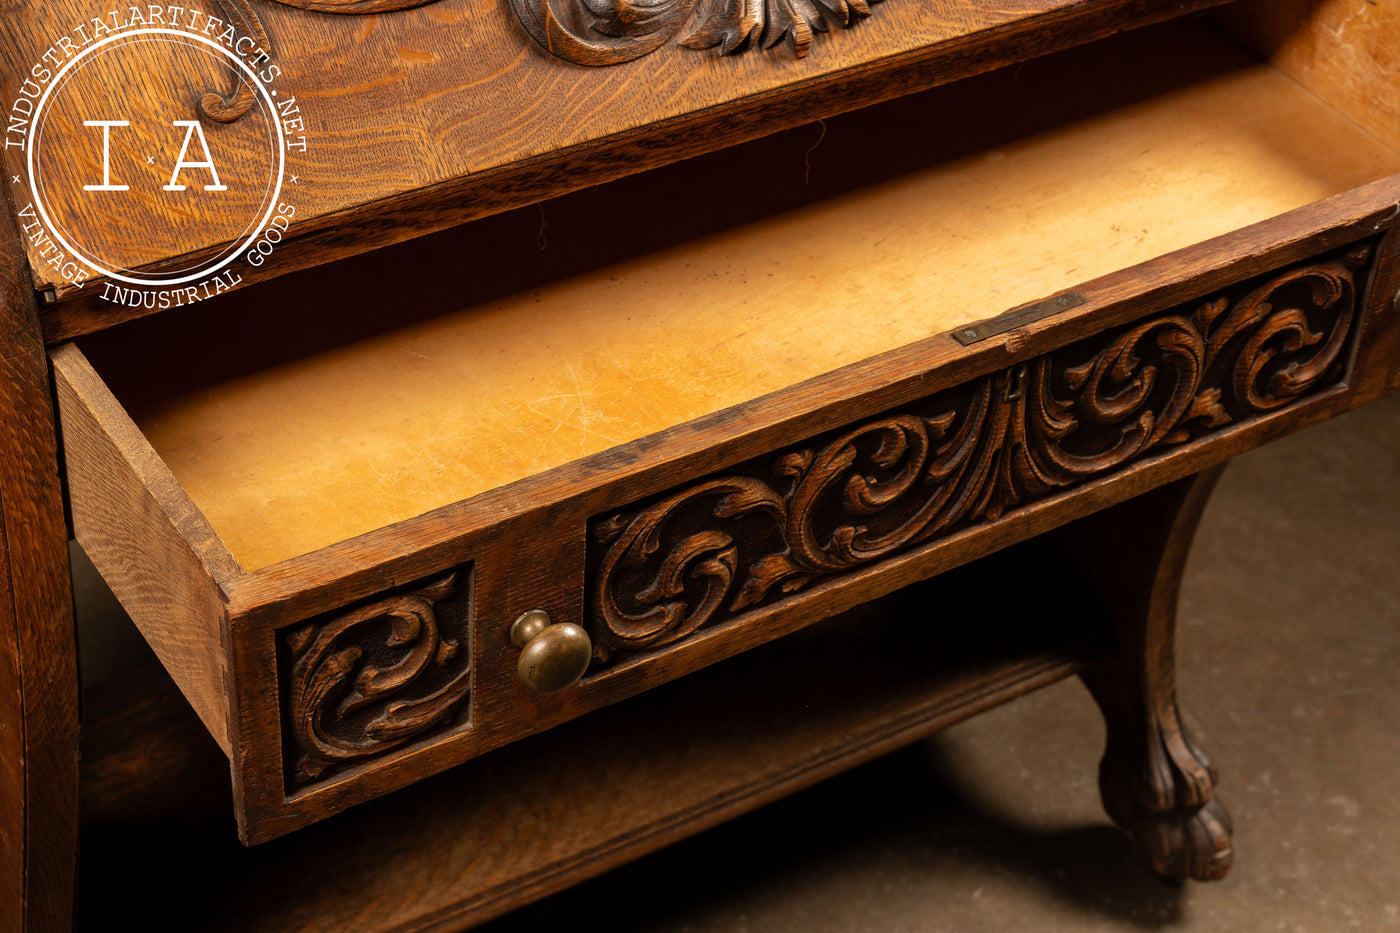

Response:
(479, 394), (1400, 932)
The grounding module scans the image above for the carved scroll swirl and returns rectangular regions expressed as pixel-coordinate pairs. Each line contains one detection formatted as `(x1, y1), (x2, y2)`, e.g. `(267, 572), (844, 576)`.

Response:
(200, 0), (273, 122)
(509, 0), (884, 66)
(595, 478), (785, 653)
(590, 246), (1370, 662)
(283, 571), (471, 786)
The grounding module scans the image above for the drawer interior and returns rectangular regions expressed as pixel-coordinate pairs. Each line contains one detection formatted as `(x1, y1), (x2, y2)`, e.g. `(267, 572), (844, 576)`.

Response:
(76, 14), (1400, 575)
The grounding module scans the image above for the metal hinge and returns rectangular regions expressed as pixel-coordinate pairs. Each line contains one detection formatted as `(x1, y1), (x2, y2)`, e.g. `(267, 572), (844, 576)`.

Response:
(953, 291), (1086, 346)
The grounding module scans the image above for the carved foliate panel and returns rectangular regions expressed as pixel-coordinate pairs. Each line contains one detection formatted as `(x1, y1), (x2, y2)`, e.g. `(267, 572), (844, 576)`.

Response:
(280, 568), (472, 789)
(588, 243), (1374, 665)
(507, 0), (885, 66)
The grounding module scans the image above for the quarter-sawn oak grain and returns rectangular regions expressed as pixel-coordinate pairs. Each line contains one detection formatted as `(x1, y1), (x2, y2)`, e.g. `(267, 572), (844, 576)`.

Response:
(2, 0), (1236, 336)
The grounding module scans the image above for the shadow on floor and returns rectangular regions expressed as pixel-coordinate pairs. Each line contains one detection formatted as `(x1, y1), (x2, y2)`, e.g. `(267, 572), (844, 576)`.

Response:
(480, 739), (1185, 932)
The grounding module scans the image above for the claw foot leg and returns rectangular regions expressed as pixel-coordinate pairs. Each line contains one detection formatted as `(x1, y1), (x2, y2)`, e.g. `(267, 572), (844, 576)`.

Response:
(1084, 668), (1233, 881)
(1063, 465), (1234, 882)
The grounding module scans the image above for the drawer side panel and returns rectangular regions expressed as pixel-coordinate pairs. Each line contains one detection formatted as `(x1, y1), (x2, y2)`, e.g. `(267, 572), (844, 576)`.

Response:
(1218, 0), (1400, 154)
(52, 345), (236, 754)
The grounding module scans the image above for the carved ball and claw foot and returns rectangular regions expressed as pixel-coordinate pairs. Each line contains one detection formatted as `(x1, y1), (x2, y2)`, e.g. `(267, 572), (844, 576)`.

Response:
(1085, 672), (1234, 883)
(1066, 466), (1236, 883)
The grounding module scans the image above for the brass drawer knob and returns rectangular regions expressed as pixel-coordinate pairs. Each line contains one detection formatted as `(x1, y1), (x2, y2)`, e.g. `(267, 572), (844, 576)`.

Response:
(510, 609), (592, 694)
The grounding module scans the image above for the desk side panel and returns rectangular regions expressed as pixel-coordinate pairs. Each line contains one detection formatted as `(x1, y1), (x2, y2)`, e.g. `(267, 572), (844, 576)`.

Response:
(52, 344), (237, 756)
(0, 192), (78, 931)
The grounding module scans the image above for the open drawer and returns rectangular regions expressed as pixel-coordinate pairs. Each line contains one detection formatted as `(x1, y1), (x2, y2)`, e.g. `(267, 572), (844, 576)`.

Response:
(52, 14), (1400, 844)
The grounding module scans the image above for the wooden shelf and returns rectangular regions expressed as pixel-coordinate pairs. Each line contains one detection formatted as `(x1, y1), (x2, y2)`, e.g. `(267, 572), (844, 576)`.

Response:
(78, 537), (1109, 931)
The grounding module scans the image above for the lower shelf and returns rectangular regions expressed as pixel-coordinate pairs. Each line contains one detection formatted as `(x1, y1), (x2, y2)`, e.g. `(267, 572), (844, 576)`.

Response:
(77, 538), (1110, 932)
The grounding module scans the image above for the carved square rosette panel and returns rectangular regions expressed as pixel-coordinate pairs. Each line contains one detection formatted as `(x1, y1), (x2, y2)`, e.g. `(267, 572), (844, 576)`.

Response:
(587, 242), (1375, 667)
(278, 567), (473, 791)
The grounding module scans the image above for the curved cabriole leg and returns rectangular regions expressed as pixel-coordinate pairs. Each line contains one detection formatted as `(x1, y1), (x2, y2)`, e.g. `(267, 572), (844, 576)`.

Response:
(1069, 465), (1233, 882)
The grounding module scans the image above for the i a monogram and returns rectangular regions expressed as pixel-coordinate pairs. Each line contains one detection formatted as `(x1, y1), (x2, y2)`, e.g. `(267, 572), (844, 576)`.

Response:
(81, 119), (227, 192)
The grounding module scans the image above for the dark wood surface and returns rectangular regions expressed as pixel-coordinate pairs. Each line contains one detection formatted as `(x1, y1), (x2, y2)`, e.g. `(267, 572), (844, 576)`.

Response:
(1348, 217), (1400, 409)
(1074, 466), (1233, 881)
(0, 173), (79, 931)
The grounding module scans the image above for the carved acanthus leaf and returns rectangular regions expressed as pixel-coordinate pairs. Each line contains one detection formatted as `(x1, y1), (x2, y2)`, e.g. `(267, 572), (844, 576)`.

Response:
(510, 0), (884, 64)
(283, 569), (471, 786)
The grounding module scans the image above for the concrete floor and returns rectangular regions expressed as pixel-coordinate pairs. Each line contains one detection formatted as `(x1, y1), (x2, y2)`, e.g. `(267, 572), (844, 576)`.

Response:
(477, 393), (1400, 933)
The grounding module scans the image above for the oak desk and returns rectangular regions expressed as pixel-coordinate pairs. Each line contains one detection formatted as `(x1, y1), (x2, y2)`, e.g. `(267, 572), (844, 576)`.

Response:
(2, 0), (1399, 929)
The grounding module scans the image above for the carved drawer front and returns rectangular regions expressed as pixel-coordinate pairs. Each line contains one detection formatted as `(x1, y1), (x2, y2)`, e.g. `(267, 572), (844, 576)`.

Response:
(581, 242), (1376, 674)
(50, 225), (1392, 845)
(279, 569), (474, 791)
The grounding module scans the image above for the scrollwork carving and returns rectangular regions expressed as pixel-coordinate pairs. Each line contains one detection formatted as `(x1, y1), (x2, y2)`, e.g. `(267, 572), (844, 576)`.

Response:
(589, 245), (1371, 663)
(595, 478), (786, 655)
(199, 0), (879, 117)
(282, 569), (472, 787)
(199, 0), (273, 122)
(508, 0), (884, 66)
